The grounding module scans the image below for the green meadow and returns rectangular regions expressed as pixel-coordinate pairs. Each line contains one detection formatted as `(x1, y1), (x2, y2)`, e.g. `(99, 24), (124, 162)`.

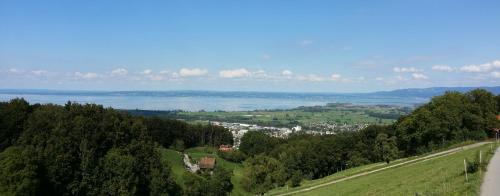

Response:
(273, 143), (496, 196)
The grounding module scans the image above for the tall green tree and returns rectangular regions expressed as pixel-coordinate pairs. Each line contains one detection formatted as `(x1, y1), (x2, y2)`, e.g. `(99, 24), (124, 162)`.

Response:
(0, 98), (31, 150)
(374, 133), (398, 164)
(0, 146), (39, 195)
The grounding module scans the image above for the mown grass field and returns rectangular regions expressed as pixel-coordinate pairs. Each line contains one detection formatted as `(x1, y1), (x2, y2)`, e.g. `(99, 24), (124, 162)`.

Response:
(285, 143), (496, 196)
(267, 141), (479, 195)
(160, 147), (249, 195)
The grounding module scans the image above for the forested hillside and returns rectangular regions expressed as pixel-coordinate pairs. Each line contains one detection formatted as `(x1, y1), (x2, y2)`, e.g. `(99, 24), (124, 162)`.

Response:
(0, 100), (232, 195)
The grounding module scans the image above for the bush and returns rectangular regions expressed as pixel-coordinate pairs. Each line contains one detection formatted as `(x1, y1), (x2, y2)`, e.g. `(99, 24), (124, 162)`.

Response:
(465, 150), (488, 174)
(465, 158), (479, 173)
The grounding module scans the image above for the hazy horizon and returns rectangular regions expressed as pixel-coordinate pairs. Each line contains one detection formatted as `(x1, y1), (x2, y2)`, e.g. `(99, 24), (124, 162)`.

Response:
(0, 85), (500, 94)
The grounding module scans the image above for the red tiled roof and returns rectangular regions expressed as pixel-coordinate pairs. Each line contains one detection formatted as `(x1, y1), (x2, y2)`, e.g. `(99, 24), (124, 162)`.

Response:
(219, 145), (233, 152)
(199, 157), (216, 169)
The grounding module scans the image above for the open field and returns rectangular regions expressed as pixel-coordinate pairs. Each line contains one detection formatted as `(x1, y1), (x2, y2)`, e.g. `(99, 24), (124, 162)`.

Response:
(271, 142), (496, 196)
(160, 147), (249, 195)
(129, 103), (410, 128)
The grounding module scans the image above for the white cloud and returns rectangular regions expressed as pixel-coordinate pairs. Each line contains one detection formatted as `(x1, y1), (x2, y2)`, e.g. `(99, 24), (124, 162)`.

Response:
(141, 69), (152, 75)
(75, 72), (99, 79)
(375, 77), (384, 81)
(460, 65), (486, 72)
(393, 67), (420, 73)
(149, 75), (165, 81)
(110, 68), (128, 76)
(171, 72), (180, 78)
(432, 65), (454, 72)
(31, 70), (48, 76)
(179, 68), (207, 77)
(459, 60), (500, 73)
(297, 74), (325, 82)
(8, 68), (19, 73)
(282, 70), (293, 76)
(219, 68), (251, 78)
(412, 73), (428, 80)
(395, 75), (406, 81)
(492, 71), (500, 78)
(330, 74), (342, 81)
(252, 70), (268, 79)
(159, 70), (170, 74)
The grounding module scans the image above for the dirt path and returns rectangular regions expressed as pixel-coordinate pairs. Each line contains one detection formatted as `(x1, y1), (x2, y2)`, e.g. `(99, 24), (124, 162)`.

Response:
(274, 142), (489, 196)
(481, 145), (500, 196)
(183, 154), (199, 173)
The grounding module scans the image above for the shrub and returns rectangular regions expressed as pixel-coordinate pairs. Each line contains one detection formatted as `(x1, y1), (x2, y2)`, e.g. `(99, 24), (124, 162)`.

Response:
(465, 150), (488, 174)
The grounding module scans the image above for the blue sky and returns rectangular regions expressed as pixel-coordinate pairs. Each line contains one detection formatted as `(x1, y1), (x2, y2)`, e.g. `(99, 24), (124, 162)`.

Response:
(0, 0), (499, 92)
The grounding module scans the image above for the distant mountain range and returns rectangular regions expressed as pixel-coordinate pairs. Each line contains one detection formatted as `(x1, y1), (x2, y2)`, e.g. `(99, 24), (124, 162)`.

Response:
(368, 86), (500, 98)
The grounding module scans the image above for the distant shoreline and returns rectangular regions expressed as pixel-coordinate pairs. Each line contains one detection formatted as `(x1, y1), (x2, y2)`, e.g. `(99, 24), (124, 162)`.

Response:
(0, 86), (497, 111)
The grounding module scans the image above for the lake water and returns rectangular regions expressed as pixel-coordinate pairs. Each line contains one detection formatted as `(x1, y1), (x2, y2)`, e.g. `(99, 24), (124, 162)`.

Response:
(0, 90), (429, 111)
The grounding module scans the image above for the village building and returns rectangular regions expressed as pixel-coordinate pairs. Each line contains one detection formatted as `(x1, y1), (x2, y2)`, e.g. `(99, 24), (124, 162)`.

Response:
(219, 144), (233, 152)
(199, 157), (216, 170)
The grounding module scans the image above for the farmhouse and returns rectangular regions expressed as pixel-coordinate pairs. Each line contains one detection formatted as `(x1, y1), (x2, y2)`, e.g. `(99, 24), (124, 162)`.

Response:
(219, 145), (233, 152)
(199, 157), (216, 170)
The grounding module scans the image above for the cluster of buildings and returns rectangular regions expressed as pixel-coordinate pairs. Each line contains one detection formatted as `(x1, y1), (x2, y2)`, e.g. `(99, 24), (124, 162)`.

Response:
(302, 122), (370, 133)
(211, 121), (374, 148)
(211, 121), (303, 148)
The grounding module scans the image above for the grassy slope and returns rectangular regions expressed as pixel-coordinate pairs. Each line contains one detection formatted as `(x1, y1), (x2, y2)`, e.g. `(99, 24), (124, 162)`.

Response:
(267, 141), (478, 195)
(159, 148), (187, 188)
(293, 143), (495, 196)
(267, 160), (407, 195)
(160, 147), (250, 196)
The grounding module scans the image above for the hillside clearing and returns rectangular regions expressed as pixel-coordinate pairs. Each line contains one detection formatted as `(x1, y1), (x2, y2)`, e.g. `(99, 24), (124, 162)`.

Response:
(160, 147), (249, 195)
